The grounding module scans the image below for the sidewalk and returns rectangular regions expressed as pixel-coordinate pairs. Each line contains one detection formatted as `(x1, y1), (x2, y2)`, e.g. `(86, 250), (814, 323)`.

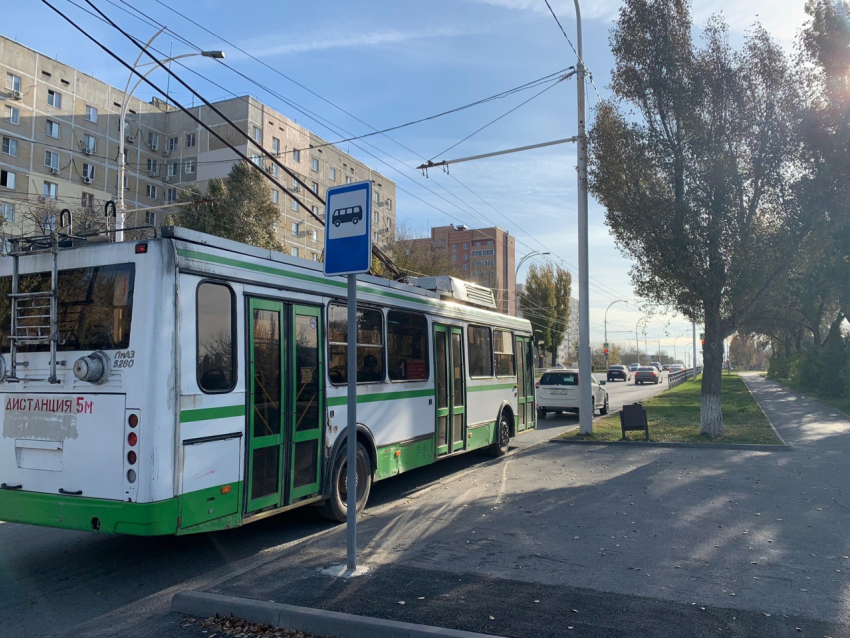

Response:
(174, 374), (850, 638)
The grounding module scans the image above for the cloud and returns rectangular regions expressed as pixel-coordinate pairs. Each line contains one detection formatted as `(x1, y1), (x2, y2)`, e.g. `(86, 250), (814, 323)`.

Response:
(239, 26), (474, 59)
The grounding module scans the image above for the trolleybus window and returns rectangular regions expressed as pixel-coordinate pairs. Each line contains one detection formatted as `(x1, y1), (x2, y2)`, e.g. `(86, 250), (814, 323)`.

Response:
(328, 303), (384, 383)
(0, 263), (134, 351)
(197, 282), (236, 392)
(387, 310), (428, 381)
(467, 325), (493, 377)
(494, 329), (515, 377)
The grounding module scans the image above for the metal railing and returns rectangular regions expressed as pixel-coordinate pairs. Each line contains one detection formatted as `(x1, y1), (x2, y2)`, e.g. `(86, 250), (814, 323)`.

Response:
(668, 367), (702, 389)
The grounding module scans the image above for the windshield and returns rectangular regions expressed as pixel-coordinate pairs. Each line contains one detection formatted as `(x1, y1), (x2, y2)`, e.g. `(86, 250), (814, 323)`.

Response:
(638, 367), (655, 371)
(0, 263), (135, 352)
(540, 372), (578, 386)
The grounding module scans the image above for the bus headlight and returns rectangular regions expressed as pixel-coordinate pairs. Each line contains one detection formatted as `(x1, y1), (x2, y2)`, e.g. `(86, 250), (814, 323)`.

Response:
(73, 351), (111, 384)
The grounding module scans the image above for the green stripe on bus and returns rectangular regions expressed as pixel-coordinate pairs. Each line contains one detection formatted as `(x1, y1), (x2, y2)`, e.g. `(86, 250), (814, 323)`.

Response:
(176, 248), (530, 329)
(327, 388), (433, 407)
(180, 404), (244, 423)
(467, 382), (517, 392)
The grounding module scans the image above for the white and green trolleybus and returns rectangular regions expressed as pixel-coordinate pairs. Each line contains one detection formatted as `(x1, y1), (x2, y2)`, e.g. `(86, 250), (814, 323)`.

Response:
(0, 227), (536, 535)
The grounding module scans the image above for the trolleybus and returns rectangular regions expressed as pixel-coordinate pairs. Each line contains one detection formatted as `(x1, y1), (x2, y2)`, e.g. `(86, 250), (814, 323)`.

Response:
(0, 227), (536, 535)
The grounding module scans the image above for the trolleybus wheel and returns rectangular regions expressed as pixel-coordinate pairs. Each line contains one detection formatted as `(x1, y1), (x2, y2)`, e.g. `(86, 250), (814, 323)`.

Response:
(489, 416), (510, 457)
(319, 440), (372, 522)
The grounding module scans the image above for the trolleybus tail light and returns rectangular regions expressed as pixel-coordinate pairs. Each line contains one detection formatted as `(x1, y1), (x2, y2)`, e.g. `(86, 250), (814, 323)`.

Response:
(128, 414), (138, 428)
(127, 450), (137, 465)
(127, 469), (137, 483)
(128, 432), (138, 446)
(135, 243), (148, 254)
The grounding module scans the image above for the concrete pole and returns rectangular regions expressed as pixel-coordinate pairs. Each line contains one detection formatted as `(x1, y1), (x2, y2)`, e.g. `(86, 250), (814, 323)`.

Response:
(692, 321), (698, 379)
(574, 0), (592, 435)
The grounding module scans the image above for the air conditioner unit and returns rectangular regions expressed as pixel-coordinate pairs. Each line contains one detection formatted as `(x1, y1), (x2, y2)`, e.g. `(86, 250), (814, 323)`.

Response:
(162, 150), (170, 158)
(291, 184), (300, 193)
(50, 167), (60, 175)
(148, 170), (157, 177)
(83, 176), (92, 184)
(83, 147), (93, 156)
(265, 164), (274, 173)
(125, 135), (135, 144)
(164, 175), (172, 182)
(37, 196), (47, 203)
(12, 90), (22, 100)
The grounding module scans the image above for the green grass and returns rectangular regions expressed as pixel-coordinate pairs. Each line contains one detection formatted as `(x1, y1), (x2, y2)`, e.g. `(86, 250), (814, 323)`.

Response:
(560, 373), (782, 445)
(769, 376), (850, 417)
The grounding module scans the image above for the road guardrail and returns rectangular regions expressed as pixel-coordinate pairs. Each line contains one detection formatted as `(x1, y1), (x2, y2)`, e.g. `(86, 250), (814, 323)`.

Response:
(668, 366), (702, 389)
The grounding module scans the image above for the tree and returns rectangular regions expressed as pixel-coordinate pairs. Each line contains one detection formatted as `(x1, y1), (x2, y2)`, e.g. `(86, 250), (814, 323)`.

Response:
(519, 263), (572, 366)
(589, 0), (806, 436)
(170, 161), (282, 251)
(383, 223), (462, 279)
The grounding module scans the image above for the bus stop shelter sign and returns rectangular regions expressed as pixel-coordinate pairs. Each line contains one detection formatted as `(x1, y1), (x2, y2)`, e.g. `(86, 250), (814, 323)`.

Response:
(323, 181), (372, 276)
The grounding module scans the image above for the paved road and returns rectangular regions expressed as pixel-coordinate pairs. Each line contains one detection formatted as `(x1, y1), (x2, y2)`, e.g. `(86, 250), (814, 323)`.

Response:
(0, 376), (672, 638)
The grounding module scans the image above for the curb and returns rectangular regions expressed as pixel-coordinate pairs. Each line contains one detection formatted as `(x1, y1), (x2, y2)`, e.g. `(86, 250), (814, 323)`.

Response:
(738, 374), (789, 447)
(172, 590), (501, 638)
(550, 438), (790, 451)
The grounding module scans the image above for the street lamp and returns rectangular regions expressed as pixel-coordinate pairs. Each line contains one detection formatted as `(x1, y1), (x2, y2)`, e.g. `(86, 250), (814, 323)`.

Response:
(635, 315), (651, 366)
(673, 334), (688, 364)
(515, 250), (550, 276)
(603, 299), (628, 370)
(115, 27), (224, 241)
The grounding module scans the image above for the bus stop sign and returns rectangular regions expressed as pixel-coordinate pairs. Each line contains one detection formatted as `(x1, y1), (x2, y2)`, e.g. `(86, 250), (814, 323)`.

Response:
(324, 181), (372, 276)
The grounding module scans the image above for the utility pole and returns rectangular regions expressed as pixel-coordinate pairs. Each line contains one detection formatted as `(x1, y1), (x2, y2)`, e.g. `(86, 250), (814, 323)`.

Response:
(692, 321), (698, 379)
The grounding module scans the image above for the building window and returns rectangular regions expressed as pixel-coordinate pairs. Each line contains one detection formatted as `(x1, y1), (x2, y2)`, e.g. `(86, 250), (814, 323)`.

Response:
(487, 240), (494, 245)
(145, 211), (157, 226)
(168, 136), (178, 151)
(311, 181), (319, 194)
(45, 120), (60, 139)
(166, 188), (177, 202)
(311, 229), (318, 243)
(148, 132), (159, 151)
(462, 264), (468, 270)
(251, 154), (261, 166)
(328, 303), (384, 384)
(373, 211), (379, 223)
(494, 330), (515, 376)
(272, 137), (280, 153)
(468, 325), (493, 377)
(312, 252), (319, 262)
(44, 150), (59, 169)
(84, 105), (98, 123)
(2, 137), (17, 157)
(186, 133), (196, 148)
(43, 181), (58, 199)
(5, 106), (20, 125)
(197, 282), (236, 393)
(184, 159), (195, 174)
(272, 189), (279, 204)
(329, 167), (336, 181)
(146, 184), (157, 199)
(311, 205), (319, 217)
(291, 221), (299, 236)
(463, 243), (468, 249)
(291, 247), (299, 258)
(387, 198), (392, 210)
(82, 163), (95, 180)
(387, 310), (428, 381)
(81, 192), (94, 209)
(345, 176), (352, 184)
(166, 162), (177, 177)
(311, 158), (319, 172)
(0, 170), (16, 189)
(463, 254), (468, 261)
(0, 203), (15, 221)
(83, 133), (97, 153)
(44, 213), (56, 231)
(291, 199), (299, 212)
(5, 73), (21, 92)
(253, 126), (262, 142)
(147, 158), (158, 174)
(451, 255), (457, 262)
(293, 148), (301, 163)
(451, 244), (457, 251)
(47, 89), (62, 109)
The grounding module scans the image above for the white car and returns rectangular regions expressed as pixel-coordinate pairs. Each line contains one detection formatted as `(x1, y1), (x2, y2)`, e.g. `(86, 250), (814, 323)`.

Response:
(536, 368), (609, 419)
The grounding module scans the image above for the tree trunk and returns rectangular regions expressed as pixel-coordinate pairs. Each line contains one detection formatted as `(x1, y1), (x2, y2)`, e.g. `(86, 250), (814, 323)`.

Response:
(551, 348), (557, 366)
(700, 300), (724, 437)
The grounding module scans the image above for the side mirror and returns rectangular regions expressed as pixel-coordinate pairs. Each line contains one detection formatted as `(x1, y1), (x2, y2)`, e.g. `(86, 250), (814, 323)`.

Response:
(599, 380), (607, 385)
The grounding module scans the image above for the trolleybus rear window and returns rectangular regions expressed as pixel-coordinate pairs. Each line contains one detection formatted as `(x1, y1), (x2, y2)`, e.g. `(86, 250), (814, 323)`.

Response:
(0, 263), (135, 351)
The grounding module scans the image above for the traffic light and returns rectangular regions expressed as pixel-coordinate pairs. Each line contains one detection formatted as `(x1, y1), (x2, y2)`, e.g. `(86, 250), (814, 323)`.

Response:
(604, 347), (609, 355)
(700, 332), (705, 346)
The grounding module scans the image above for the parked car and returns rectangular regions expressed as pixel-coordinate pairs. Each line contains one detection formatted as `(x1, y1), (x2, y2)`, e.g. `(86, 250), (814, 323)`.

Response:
(629, 363), (639, 372)
(607, 365), (631, 382)
(537, 368), (609, 419)
(635, 366), (661, 385)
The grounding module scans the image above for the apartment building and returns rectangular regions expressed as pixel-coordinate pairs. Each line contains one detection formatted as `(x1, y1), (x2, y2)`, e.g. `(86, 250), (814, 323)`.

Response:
(408, 224), (516, 314)
(0, 35), (396, 256)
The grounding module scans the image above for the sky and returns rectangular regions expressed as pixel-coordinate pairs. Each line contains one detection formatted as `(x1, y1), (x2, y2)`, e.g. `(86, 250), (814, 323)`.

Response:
(4, 0), (812, 361)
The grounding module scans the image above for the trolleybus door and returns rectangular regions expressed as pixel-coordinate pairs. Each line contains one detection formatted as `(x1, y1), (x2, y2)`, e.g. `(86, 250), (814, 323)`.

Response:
(434, 324), (466, 456)
(247, 299), (323, 514)
(515, 336), (535, 431)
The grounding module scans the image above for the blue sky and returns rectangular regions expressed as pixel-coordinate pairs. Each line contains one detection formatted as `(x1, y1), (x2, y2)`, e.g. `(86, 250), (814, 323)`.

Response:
(6, 0), (809, 359)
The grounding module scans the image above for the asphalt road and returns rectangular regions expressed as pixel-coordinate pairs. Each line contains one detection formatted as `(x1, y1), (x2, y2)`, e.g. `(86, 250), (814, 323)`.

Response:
(0, 376), (671, 638)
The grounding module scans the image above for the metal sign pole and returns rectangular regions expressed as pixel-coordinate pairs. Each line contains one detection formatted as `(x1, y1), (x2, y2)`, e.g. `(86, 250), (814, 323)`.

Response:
(346, 274), (358, 571)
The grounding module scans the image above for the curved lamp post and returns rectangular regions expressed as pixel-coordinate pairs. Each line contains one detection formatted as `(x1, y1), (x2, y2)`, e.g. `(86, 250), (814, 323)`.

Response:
(603, 299), (628, 369)
(635, 315), (651, 366)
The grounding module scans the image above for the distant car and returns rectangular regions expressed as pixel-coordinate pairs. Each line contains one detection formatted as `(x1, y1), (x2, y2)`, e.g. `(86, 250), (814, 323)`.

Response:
(662, 364), (670, 371)
(629, 363), (639, 372)
(551, 363), (567, 369)
(668, 364), (684, 373)
(607, 365), (630, 382)
(650, 362), (663, 374)
(635, 366), (661, 385)
(536, 368), (609, 419)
